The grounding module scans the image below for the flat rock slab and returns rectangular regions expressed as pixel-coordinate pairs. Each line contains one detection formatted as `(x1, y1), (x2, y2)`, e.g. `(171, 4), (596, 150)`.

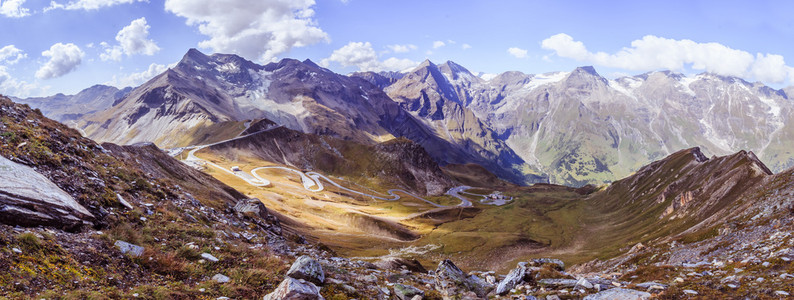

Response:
(583, 288), (651, 300)
(0, 154), (93, 229)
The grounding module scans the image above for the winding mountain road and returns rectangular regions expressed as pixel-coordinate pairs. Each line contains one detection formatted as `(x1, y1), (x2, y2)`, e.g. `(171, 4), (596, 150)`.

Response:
(179, 125), (479, 208)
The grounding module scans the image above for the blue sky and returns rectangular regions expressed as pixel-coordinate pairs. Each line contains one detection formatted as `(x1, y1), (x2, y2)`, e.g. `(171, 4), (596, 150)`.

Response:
(1, 0), (792, 97)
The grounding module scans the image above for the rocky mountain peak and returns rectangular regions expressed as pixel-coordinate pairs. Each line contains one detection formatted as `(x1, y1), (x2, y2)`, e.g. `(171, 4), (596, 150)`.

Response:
(301, 58), (321, 69)
(490, 71), (532, 86)
(178, 48), (212, 69)
(566, 66), (608, 86)
(438, 60), (477, 82)
(573, 66), (600, 76)
(390, 58), (462, 107)
(265, 58), (305, 72)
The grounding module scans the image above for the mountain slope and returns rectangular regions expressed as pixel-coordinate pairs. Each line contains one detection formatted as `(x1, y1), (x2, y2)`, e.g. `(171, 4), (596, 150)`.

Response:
(80, 49), (430, 148)
(384, 60), (545, 184)
(579, 147), (773, 259)
(35, 53), (794, 187)
(200, 124), (456, 196)
(78, 49), (538, 185)
(12, 84), (130, 123)
(380, 62), (793, 186)
(0, 95), (297, 298)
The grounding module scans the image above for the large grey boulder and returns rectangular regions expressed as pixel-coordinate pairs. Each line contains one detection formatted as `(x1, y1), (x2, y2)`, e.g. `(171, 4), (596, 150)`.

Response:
(114, 240), (144, 258)
(287, 255), (325, 286)
(496, 262), (528, 295)
(583, 288), (651, 300)
(393, 283), (424, 300)
(0, 154), (93, 230)
(263, 277), (324, 300)
(434, 259), (492, 299)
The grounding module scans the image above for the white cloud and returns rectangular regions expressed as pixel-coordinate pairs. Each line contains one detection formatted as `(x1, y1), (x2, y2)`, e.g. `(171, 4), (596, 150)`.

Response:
(100, 45), (122, 61)
(462, 43), (471, 50)
(116, 17), (159, 55)
(45, 0), (145, 11)
(541, 33), (794, 83)
(507, 47), (527, 58)
(0, 66), (38, 97)
(0, 45), (26, 64)
(165, 0), (328, 63)
(1, 0), (29, 17)
(432, 41), (445, 49)
(106, 62), (173, 87)
(749, 53), (793, 83)
(35, 42), (84, 79)
(387, 44), (416, 53)
(101, 17), (160, 61)
(321, 41), (418, 72)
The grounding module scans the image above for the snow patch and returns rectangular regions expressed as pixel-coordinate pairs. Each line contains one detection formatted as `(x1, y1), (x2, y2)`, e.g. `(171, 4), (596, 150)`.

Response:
(479, 73), (497, 81)
(699, 117), (732, 152)
(608, 79), (637, 100)
(736, 83), (782, 118)
(678, 75), (699, 96)
(523, 72), (568, 91)
(758, 96), (781, 118)
(443, 69), (474, 85)
(216, 62), (240, 73)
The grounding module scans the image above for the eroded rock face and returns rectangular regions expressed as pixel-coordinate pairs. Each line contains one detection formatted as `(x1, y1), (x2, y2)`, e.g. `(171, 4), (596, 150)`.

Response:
(0, 154), (93, 230)
(495, 262), (528, 295)
(234, 198), (269, 220)
(434, 259), (492, 299)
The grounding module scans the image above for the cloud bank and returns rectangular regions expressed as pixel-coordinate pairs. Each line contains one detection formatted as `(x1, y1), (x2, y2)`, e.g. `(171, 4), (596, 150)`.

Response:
(321, 41), (418, 72)
(0, 0), (30, 17)
(165, 0), (328, 62)
(45, 0), (146, 11)
(541, 33), (794, 83)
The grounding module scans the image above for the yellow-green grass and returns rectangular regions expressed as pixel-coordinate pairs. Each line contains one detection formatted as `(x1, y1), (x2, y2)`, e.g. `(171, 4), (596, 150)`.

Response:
(189, 148), (611, 272)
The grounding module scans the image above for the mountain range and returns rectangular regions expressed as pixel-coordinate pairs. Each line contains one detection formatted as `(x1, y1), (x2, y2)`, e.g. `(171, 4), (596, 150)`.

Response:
(14, 49), (794, 187)
(3, 92), (793, 298)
